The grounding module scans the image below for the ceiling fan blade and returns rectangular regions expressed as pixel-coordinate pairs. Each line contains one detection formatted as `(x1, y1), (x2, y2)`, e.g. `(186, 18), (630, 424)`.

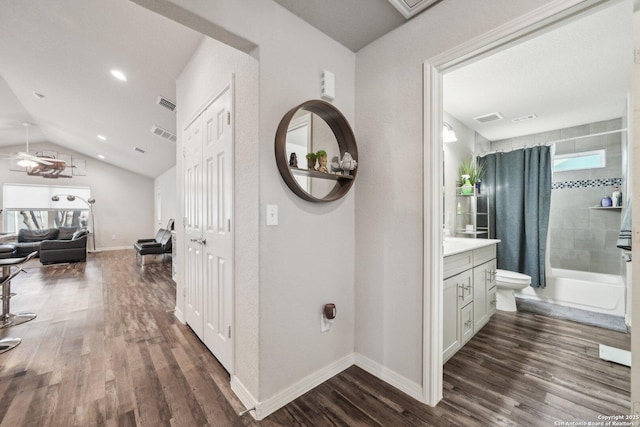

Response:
(33, 158), (54, 166)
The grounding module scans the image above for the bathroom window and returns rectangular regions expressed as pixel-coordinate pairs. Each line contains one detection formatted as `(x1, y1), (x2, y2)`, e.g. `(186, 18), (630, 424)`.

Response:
(553, 149), (606, 172)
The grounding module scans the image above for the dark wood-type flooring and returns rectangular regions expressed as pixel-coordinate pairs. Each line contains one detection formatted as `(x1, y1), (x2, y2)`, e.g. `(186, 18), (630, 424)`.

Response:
(0, 250), (630, 426)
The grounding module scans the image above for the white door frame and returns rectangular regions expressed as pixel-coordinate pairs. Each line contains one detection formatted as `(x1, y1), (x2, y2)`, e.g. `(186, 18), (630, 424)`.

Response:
(422, 0), (611, 406)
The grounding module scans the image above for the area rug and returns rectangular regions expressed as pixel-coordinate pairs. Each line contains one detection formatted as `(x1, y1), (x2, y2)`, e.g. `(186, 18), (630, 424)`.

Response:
(516, 298), (628, 333)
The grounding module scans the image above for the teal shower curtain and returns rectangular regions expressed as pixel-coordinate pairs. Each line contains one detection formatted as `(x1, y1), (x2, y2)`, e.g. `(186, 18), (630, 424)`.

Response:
(481, 146), (552, 288)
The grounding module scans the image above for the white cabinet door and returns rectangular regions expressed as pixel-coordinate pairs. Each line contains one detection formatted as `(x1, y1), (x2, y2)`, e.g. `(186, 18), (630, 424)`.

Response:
(488, 286), (497, 316)
(461, 303), (474, 344)
(473, 258), (496, 331)
(443, 274), (461, 362)
(443, 269), (472, 362)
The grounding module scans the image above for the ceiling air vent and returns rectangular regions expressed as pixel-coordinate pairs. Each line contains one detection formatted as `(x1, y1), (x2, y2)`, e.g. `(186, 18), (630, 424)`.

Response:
(157, 95), (176, 112)
(473, 112), (504, 124)
(512, 114), (538, 123)
(134, 147), (146, 154)
(150, 125), (177, 143)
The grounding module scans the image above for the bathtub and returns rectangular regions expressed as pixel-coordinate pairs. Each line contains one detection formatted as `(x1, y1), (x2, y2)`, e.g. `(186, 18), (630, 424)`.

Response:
(516, 268), (625, 317)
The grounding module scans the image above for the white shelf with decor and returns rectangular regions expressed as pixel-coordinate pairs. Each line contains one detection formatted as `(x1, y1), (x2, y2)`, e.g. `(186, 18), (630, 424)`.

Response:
(455, 187), (490, 239)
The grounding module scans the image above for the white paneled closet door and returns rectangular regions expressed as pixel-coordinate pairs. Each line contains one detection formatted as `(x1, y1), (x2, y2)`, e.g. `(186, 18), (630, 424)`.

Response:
(183, 81), (234, 374)
(184, 116), (204, 339)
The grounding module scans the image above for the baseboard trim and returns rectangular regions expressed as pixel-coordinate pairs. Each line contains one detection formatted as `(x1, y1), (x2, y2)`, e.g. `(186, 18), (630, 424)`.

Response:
(253, 353), (354, 420)
(93, 245), (132, 251)
(354, 353), (423, 402)
(174, 306), (185, 324)
(231, 376), (259, 420)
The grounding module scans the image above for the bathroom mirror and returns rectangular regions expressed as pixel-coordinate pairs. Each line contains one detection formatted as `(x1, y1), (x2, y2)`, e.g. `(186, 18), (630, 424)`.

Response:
(275, 100), (358, 203)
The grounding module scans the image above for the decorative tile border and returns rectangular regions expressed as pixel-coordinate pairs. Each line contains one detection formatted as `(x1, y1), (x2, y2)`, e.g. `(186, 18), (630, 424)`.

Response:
(552, 177), (622, 190)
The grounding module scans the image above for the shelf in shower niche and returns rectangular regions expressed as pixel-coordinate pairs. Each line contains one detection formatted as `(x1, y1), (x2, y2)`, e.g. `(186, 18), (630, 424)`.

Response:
(589, 206), (622, 210)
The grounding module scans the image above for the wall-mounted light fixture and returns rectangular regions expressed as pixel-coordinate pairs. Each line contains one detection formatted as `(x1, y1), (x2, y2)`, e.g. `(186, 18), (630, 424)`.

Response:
(442, 122), (458, 143)
(51, 194), (97, 252)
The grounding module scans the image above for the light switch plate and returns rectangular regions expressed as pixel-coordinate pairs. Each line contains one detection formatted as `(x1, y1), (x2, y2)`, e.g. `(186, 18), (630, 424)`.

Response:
(266, 204), (278, 226)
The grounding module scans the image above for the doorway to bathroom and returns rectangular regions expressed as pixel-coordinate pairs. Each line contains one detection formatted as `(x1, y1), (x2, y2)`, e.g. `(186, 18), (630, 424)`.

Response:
(422, 0), (635, 407)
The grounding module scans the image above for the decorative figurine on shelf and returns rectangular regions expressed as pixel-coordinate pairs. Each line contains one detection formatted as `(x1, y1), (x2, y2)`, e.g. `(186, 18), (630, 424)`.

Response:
(289, 152), (298, 168)
(330, 156), (341, 173)
(316, 150), (328, 173)
(612, 185), (622, 207)
(601, 195), (613, 207)
(306, 152), (317, 170)
(339, 152), (357, 174)
(460, 174), (474, 195)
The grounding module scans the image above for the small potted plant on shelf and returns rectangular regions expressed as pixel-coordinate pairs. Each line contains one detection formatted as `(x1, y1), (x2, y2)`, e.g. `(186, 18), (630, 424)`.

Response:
(458, 157), (485, 195)
(306, 152), (317, 170)
(316, 150), (328, 173)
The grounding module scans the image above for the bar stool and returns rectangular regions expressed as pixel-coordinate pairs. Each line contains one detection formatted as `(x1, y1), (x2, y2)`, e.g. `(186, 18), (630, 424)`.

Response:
(0, 251), (38, 354)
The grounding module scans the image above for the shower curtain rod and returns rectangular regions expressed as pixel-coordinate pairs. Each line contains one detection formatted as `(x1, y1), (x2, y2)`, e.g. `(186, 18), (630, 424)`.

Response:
(479, 128), (627, 157)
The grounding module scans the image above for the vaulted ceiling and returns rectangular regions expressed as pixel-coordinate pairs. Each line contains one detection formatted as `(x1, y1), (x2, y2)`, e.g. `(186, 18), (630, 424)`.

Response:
(0, 0), (202, 178)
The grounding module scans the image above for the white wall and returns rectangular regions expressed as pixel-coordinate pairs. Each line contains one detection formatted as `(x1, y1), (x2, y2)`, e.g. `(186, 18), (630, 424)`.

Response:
(166, 1), (357, 411)
(354, 0), (556, 389)
(0, 141), (154, 249)
(154, 166), (177, 230)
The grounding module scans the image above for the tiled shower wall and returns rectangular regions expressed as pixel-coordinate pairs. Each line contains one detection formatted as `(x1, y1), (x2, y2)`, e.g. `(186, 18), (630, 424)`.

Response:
(490, 119), (624, 275)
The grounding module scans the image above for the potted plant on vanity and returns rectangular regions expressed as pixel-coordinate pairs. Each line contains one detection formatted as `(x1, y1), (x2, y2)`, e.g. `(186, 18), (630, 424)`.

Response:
(458, 157), (485, 195)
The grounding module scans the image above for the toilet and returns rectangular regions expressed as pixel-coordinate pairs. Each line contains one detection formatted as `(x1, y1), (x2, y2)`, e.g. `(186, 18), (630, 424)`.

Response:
(495, 269), (531, 312)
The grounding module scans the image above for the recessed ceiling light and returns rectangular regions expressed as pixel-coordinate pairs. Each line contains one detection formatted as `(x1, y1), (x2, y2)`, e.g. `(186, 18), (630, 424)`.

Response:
(110, 69), (127, 82)
(32, 91), (45, 99)
(97, 134), (107, 141)
(97, 154), (105, 160)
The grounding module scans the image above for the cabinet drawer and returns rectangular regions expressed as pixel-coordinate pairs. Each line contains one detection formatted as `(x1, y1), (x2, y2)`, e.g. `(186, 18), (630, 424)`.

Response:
(444, 269), (473, 307)
(473, 245), (496, 266)
(444, 251), (473, 278)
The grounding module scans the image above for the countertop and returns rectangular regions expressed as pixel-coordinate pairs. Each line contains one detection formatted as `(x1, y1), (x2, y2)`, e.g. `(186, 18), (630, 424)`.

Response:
(443, 237), (500, 257)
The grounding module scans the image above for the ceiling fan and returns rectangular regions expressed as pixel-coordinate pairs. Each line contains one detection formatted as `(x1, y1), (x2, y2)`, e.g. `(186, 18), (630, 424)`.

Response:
(1, 123), (69, 168)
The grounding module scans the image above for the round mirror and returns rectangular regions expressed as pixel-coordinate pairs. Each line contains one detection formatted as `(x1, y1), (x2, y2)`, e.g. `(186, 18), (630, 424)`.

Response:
(275, 100), (358, 203)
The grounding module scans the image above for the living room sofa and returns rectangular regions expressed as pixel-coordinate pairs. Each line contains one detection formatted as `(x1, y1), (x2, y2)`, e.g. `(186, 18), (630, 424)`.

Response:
(8, 227), (88, 264)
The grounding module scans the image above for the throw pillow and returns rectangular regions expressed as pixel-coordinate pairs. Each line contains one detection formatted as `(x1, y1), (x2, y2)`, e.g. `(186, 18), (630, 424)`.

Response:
(72, 229), (88, 240)
(18, 228), (59, 242)
(57, 227), (77, 240)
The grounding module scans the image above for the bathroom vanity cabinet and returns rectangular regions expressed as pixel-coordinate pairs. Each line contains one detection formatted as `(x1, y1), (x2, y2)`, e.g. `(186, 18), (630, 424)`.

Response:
(443, 240), (498, 363)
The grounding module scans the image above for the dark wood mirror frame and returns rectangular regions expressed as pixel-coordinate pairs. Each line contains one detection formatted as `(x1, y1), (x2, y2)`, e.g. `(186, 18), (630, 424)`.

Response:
(274, 100), (358, 203)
